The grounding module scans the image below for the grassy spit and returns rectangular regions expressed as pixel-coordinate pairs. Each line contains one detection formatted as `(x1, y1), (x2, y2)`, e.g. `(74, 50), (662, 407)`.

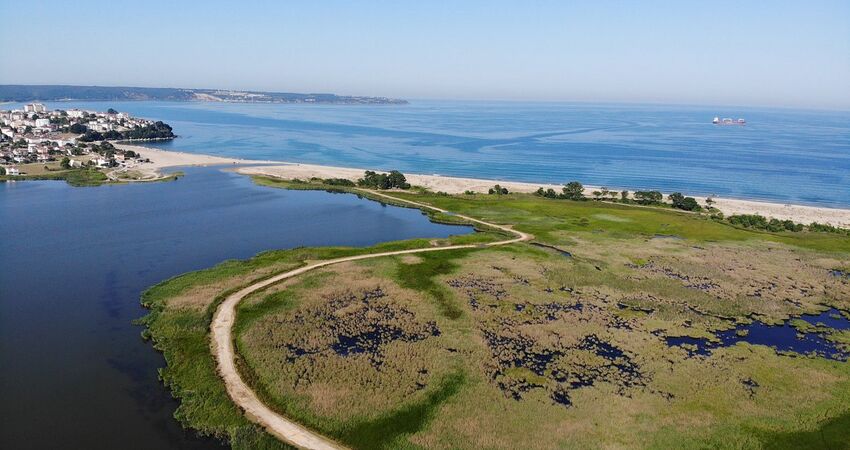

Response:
(141, 175), (850, 449)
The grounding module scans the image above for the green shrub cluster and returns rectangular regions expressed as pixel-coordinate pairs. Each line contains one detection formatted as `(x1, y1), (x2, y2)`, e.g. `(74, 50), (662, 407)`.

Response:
(726, 214), (805, 233)
(357, 170), (410, 189)
(633, 190), (663, 205)
(79, 121), (175, 141)
(488, 184), (509, 195)
(534, 181), (586, 200)
(668, 192), (702, 211)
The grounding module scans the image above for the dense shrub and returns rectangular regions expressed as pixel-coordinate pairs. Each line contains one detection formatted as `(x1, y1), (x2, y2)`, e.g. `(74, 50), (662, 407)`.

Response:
(535, 187), (560, 199)
(357, 170), (410, 189)
(323, 178), (355, 187)
(489, 184), (509, 195)
(562, 181), (585, 200)
(669, 192), (702, 211)
(634, 190), (663, 205)
(727, 214), (804, 232)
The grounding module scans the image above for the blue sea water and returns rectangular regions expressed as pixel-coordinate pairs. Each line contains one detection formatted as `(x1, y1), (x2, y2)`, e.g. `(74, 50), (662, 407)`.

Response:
(24, 100), (850, 207)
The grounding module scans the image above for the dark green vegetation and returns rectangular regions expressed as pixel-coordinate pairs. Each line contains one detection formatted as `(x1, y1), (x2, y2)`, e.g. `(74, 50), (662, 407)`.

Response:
(393, 250), (472, 320)
(144, 178), (850, 449)
(79, 121), (175, 141)
(728, 214), (804, 232)
(489, 184), (509, 195)
(668, 192), (702, 211)
(633, 190), (664, 205)
(358, 170), (411, 190)
(0, 84), (407, 104)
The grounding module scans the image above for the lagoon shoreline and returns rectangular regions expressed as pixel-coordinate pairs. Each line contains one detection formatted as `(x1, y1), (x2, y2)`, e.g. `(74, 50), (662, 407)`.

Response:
(117, 143), (850, 228)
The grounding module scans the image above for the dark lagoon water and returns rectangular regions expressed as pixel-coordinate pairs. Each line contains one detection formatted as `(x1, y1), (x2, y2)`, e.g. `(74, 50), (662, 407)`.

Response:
(666, 308), (850, 360)
(14, 100), (850, 207)
(0, 167), (472, 449)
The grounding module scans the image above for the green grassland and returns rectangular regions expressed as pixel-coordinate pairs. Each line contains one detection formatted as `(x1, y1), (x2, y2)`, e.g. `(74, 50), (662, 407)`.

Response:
(1, 167), (110, 186)
(141, 176), (850, 449)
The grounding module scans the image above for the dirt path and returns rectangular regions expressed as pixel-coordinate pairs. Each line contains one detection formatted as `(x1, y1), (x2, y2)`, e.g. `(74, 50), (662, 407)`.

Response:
(210, 189), (530, 449)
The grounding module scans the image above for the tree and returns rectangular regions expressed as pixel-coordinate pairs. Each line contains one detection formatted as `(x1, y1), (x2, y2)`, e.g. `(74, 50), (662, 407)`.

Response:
(107, 108), (118, 114)
(668, 192), (685, 206)
(69, 123), (87, 134)
(634, 190), (663, 205)
(80, 130), (104, 142)
(620, 190), (629, 202)
(669, 192), (702, 211)
(488, 184), (508, 195)
(387, 170), (410, 189)
(679, 197), (701, 211)
(705, 197), (715, 208)
(562, 181), (585, 200)
(60, 157), (71, 169)
(357, 170), (410, 190)
(0, 166), (5, 175)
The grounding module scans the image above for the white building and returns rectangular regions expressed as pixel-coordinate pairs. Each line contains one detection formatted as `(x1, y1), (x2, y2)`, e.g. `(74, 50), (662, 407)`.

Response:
(5, 167), (20, 175)
(67, 109), (85, 118)
(24, 103), (47, 113)
(35, 118), (51, 128)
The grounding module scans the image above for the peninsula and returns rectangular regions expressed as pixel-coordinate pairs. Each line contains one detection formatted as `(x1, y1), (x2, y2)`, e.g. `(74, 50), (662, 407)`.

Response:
(106, 143), (850, 229)
(142, 168), (850, 449)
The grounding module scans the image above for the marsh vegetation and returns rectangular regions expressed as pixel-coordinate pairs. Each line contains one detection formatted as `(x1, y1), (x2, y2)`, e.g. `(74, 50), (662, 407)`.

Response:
(143, 179), (850, 449)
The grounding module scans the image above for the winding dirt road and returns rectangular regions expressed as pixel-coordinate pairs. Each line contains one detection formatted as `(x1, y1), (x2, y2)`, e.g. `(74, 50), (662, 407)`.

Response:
(210, 189), (531, 449)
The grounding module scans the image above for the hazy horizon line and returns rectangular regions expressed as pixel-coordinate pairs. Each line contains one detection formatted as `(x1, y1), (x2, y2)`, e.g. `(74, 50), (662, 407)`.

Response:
(2, 82), (849, 113)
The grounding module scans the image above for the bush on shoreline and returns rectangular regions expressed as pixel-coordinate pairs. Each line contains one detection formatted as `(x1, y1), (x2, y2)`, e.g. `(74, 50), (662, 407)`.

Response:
(357, 170), (411, 190)
(488, 184), (509, 195)
(669, 192), (702, 211)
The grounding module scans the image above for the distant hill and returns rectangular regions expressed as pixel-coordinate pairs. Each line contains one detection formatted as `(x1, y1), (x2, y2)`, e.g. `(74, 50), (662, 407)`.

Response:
(0, 85), (408, 105)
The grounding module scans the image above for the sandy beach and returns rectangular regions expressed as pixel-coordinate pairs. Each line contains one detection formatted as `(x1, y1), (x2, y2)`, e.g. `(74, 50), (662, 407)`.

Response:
(122, 144), (850, 228)
(115, 144), (279, 172)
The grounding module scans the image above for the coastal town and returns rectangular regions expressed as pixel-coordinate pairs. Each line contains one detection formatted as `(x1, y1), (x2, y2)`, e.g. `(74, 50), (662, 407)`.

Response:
(0, 103), (173, 177)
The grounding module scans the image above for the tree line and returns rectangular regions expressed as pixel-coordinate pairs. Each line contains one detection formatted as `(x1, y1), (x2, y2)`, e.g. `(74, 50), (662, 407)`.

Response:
(533, 181), (704, 211)
(78, 121), (175, 142)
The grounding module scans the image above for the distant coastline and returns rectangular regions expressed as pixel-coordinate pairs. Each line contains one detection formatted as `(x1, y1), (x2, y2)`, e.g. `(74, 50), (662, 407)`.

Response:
(0, 84), (408, 105)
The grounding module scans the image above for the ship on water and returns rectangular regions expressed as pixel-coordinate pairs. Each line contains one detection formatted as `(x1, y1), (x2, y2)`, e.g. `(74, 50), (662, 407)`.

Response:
(713, 116), (746, 125)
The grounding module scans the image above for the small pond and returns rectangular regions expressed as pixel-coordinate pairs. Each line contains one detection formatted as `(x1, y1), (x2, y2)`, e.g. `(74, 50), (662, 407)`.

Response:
(666, 308), (850, 361)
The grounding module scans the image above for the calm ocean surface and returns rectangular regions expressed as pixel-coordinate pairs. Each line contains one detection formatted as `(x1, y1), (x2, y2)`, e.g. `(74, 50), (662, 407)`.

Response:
(0, 167), (471, 449)
(24, 100), (850, 208)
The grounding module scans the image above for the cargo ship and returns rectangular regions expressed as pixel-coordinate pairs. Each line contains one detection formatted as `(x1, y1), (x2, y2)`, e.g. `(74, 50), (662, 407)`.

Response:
(713, 116), (746, 125)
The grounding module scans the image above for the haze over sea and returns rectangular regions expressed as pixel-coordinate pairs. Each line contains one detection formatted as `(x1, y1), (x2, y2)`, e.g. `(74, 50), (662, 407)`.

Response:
(22, 100), (850, 208)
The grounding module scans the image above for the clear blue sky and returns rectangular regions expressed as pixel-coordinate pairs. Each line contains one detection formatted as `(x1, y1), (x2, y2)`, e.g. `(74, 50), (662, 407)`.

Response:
(2, 0), (848, 109)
